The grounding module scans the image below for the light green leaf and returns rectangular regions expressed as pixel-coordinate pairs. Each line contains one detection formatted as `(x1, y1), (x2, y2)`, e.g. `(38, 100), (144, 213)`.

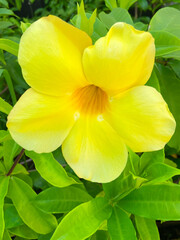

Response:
(104, 0), (117, 10)
(143, 162), (180, 184)
(149, 7), (180, 38)
(108, 207), (137, 240)
(99, 8), (133, 29)
(0, 131), (10, 143)
(12, 164), (28, 175)
(0, 176), (9, 239)
(35, 186), (92, 213)
(155, 64), (180, 151)
(118, 183), (180, 220)
(0, 39), (19, 56)
(51, 198), (112, 240)
(118, 0), (137, 9)
(134, 215), (160, 240)
(0, 8), (14, 16)
(9, 224), (38, 239)
(151, 31), (180, 58)
(8, 177), (57, 234)
(0, 97), (12, 114)
(4, 203), (24, 229)
(25, 151), (77, 187)
(75, 0), (96, 36)
(20, 22), (31, 33)
(146, 69), (160, 92)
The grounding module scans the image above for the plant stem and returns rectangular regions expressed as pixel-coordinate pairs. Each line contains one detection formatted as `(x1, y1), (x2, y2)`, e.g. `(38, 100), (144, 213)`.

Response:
(6, 149), (25, 176)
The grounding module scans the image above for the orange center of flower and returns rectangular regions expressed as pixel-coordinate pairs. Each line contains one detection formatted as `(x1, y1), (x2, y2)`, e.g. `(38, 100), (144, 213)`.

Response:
(72, 85), (109, 116)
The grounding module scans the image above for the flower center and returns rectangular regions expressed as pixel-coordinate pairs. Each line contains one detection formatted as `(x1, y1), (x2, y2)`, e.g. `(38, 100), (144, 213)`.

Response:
(72, 85), (109, 116)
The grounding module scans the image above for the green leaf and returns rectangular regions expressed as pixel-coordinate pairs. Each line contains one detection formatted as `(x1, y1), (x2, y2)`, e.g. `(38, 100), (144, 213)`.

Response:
(4, 204), (24, 229)
(143, 162), (180, 184)
(104, 0), (118, 10)
(0, 176), (9, 239)
(134, 215), (160, 240)
(35, 186), (92, 213)
(108, 207), (137, 240)
(8, 177), (57, 234)
(0, 8), (14, 16)
(51, 198), (112, 240)
(76, 0), (97, 36)
(146, 69), (160, 92)
(99, 8), (133, 29)
(151, 31), (180, 58)
(3, 139), (21, 172)
(20, 22), (31, 33)
(118, 183), (180, 220)
(0, 131), (10, 143)
(149, 7), (180, 38)
(2, 229), (11, 240)
(118, 0), (137, 9)
(0, 0), (9, 8)
(0, 21), (13, 30)
(9, 224), (38, 239)
(2, 69), (17, 105)
(0, 97), (12, 114)
(0, 39), (19, 56)
(12, 164), (28, 175)
(25, 151), (77, 187)
(155, 64), (180, 151)
(139, 149), (164, 174)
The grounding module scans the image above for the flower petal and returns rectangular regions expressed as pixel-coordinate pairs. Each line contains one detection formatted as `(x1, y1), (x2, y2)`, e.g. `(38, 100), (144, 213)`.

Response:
(19, 15), (92, 96)
(62, 116), (128, 183)
(82, 22), (155, 95)
(104, 86), (176, 152)
(7, 89), (75, 153)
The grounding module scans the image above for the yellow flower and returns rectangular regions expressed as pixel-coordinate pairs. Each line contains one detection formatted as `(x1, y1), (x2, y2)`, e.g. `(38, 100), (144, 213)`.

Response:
(7, 16), (175, 183)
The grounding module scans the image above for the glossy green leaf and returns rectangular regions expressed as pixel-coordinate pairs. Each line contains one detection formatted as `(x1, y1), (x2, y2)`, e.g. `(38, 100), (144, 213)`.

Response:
(134, 215), (160, 240)
(155, 64), (180, 151)
(90, 230), (109, 240)
(144, 162), (180, 184)
(4, 204), (24, 229)
(9, 224), (38, 239)
(8, 177), (57, 234)
(51, 198), (112, 240)
(99, 8), (133, 29)
(0, 97), (12, 114)
(0, 21), (13, 30)
(35, 186), (92, 213)
(146, 69), (160, 92)
(108, 207), (137, 240)
(0, 39), (18, 56)
(25, 151), (77, 187)
(118, 183), (180, 220)
(11, 164), (28, 175)
(0, 176), (9, 239)
(20, 22), (31, 33)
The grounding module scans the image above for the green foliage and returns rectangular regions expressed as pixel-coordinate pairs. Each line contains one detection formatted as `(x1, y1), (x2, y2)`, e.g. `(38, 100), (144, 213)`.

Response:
(0, 1), (180, 239)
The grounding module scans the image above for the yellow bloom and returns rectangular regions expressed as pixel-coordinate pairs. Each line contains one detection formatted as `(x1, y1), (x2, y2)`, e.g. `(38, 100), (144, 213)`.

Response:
(7, 16), (175, 183)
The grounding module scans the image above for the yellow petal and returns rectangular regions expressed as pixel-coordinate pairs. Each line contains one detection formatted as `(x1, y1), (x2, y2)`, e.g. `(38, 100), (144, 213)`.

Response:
(7, 89), (75, 153)
(62, 116), (128, 183)
(18, 15), (92, 96)
(83, 22), (155, 96)
(104, 86), (176, 152)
